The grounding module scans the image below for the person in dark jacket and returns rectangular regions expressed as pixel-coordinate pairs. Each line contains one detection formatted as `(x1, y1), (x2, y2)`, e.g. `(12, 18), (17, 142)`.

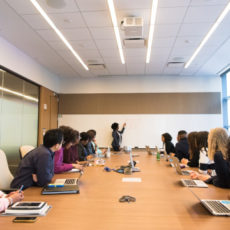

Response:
(191, 128), (230, 188)
(111, 122), (126, 151)
(11, 129), (63, 189)
(161, 133), (175, 155)
(77, 132), (90, 161)
(175, 130), (189, 161)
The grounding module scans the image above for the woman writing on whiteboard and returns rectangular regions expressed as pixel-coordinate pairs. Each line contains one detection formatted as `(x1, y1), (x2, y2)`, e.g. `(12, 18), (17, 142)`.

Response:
(111, 122), (126, 151)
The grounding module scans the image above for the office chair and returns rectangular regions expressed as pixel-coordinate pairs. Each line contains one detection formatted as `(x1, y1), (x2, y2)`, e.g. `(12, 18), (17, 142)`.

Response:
(19, 145), (35, 159)
(0, 149), (14, 190)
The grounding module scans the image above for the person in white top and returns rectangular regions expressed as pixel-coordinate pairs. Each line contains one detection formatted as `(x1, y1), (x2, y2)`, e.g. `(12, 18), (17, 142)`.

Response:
(0, 190), (24, 212)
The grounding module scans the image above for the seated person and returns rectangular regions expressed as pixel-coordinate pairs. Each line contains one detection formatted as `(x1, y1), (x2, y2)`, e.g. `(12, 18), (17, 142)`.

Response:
(161, 133), (175, 155)
(86, 129), (105, 157)
(86, 130), (96, 155)
(175, 130), (189, 161)
(181, 132), (199, 167)
(111, 122), (126, 151)
(77, 132), (90, 161)
(191, 128), (230, 188)
(63, 132), (80, 164)
(54, 126), (83, 173)
(11, 129), (63, 189)
(0, 190), (24, 212)
(197, 131), (215, 175)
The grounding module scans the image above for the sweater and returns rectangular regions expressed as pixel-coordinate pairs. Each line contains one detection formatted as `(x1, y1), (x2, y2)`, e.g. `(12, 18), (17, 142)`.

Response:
(205, 151), (230, 188)
(54, 147), (73, 173)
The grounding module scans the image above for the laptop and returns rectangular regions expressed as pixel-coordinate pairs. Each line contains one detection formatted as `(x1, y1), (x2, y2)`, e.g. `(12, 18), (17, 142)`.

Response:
(181, 179), (208, 188)
(41, 178), (80, 195)
(172, 157), (191, 175)
(189, 188), (230, 216)
(145, 145), (153, 155)
(129, 150), (140, 172)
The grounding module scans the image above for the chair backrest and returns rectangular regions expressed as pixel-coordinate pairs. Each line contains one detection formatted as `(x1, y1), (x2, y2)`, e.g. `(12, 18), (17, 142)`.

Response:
(19, 145), (35, 159)
(0, 149), (14, 189)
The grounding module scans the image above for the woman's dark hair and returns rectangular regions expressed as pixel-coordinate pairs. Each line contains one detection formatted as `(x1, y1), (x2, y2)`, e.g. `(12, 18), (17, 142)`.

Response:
(188, 131), (198, 160)
(196, 131), (209, 151)
(87, 129), (96, 141)
(59, 126), (79, 146)
(80, 132), (90, 141)
(111, 122), (119, 130)
(226, 137), (230, 161)
(162, 133), (172, 142)
(43, 129), (63, 148)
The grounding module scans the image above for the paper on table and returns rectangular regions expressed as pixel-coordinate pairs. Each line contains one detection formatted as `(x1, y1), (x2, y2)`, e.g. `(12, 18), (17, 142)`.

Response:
(122, 177), (142, 182)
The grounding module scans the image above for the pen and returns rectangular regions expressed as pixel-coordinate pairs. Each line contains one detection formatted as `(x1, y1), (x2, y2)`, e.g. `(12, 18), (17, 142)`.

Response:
(19, 185), (24, 193)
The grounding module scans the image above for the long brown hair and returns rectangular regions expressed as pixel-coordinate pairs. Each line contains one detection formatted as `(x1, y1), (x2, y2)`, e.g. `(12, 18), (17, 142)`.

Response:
(188, 132), (198, 160)
(196, 131), (209, 151)
(208, 128), (228, 160)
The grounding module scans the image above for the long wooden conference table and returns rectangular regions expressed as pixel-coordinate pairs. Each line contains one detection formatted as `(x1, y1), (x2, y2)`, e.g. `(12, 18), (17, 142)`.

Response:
(1, 150), (229, 230)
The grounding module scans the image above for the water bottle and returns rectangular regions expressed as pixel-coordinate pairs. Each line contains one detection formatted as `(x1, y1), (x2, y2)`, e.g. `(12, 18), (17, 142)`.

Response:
(156, 146), (160, 161)
(106, 147), (111, 158)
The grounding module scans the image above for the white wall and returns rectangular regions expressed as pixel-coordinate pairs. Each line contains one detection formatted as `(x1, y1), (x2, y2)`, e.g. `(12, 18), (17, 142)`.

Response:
(58, 75), (223, 148)
(59, 75), (221, 93)
(0, 36), (60, 92)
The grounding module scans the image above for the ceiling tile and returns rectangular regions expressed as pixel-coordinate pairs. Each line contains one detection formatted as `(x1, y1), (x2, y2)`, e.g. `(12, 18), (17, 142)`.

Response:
(174, 37), (202, 48)
(22, 14), (50, 30)
(90, 27), (114, 39)
(126, 56), (146, 64)
(77, 49), (102, 59)
(103, 57), (123, 64)
(154, 24), (181, 37)
(127, 63), (146, 75)
(115, 0), (152, 10)
(183, 5), (226, 23)
(152, 37), (176, 48)
(158, 0), (190, 7)
(95, 39), (117, 49)
(75, 0), (107, 11)
(48, 13), (86, 28)
(190, 0), (229, 6)
(100, 49), (121, 58)
(5, 0), (39, 14)
(82, 11), (112, 27)
(178, 22), (213, 37)
(156, 7), (187, 24)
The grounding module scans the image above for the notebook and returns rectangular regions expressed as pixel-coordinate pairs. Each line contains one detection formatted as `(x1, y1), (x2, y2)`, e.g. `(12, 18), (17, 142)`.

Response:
(181, 179), (208, 188)
(41, 178), (79, 195)
(2, 202), (51, 216)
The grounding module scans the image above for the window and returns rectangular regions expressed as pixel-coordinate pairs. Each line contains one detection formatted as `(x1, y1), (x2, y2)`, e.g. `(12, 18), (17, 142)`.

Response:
(221, 70), (230, 131)
(0, 68), (39, 168)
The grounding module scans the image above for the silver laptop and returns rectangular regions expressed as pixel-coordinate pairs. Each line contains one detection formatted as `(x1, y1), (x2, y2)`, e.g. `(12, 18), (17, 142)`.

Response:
(172, 157), (191, 175)
(181, 179), (208, 188)
(201, 199), (230, 216)
(189, 188), (230, 216)
(129, 150), (140, 172)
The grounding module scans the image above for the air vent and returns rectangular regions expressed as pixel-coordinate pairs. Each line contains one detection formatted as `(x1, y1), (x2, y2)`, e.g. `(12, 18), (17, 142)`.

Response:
(122, 17), (143, 37)
(88, 64), (106, 70)
(123, 38), (145, 48)
(167, 62), (185, 68)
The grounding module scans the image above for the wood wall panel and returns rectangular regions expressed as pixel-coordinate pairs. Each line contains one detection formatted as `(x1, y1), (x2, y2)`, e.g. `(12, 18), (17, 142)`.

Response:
(38, 86), (58, 145)
(59, 92), (221, 115)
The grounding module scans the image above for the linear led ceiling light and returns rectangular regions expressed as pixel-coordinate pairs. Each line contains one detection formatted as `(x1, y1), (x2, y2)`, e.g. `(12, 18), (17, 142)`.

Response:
(0, 87), (39, 102)
(30, 0), (89, 70)
(185, 1), (230, 69)
(107, 0), (125, 64)
(146, 0), (158, 63)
